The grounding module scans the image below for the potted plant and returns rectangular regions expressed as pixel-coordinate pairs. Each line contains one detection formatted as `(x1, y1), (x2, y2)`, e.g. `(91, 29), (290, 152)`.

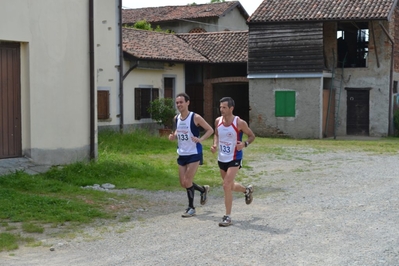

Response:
(147, 97), (176, 136)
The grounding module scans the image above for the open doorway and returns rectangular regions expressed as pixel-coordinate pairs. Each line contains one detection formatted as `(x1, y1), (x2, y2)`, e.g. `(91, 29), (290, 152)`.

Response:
(337, 22), (369, 68)
(213, 83), (249, 123)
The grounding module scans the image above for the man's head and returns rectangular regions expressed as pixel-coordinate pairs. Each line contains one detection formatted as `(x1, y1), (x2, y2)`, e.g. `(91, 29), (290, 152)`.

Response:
(219, 97), (235, 116)
(220, 97), (235, 108)
(176, 92), (190, 102)
(175, 92), (190, 112)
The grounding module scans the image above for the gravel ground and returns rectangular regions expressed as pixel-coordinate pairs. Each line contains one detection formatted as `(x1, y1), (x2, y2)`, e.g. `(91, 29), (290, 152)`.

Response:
(1, 149), (399, 266)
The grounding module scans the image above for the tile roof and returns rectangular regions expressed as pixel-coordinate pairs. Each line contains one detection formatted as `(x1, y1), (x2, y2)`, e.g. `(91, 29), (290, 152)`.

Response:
(249, 0), (397, 23)
(122, 28), (208, 63)
(177, 31), (248, 63)
(122, 1), (248, 24)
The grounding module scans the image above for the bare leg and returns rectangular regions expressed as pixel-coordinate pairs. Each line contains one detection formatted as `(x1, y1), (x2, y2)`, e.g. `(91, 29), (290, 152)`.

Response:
(178, 161), (200, 188)
(179, 161), (200, 212)
(220, 167), (246, 215)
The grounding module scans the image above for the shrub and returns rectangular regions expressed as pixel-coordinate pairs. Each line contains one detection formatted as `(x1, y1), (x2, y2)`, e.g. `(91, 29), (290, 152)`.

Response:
(147, 98), (176, 129)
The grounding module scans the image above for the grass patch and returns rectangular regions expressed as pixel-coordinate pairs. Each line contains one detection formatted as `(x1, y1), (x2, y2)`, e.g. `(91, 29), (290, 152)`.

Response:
(0, 129), (397, 251)
(21, 223), (44, 234)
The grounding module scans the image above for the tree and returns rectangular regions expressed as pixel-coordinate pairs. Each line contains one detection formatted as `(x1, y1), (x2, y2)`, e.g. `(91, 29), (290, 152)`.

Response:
(133, 20), (152, 31)
(210, 0), (225, 3)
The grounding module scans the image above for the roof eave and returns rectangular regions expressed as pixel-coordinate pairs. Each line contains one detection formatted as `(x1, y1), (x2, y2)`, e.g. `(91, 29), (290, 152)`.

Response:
(248, 17), (391, 24)
(387, 0), (399, 21)
(123, 51), (208, 63)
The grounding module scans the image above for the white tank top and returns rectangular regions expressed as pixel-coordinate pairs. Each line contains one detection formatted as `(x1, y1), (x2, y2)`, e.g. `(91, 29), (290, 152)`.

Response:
(176, 112), (202, 156)
(217, 116), (243, 162)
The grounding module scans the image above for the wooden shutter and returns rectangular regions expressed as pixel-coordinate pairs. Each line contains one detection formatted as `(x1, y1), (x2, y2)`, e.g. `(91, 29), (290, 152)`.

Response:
(135, 88), (141, 120)
(0, 42), (21, 158)
(141, 89), (151, 118)
(135, 88), (159, 120)
(152, 89), (159, 101)
(275, 91), (296, 117)
(97, 91), (109, 119)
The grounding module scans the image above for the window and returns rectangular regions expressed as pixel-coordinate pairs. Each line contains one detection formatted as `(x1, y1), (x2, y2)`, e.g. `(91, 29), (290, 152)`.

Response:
(275, 91), (296, 117)
(337, 22), (369, 68)
(135, 88), (159, 120)
(164, 77), (175, 99)
(97, 90), (110, 120)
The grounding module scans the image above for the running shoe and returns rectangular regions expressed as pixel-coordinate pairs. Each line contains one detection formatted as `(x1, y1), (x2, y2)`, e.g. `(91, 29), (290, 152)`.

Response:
(200, 185), (210, 205)
(181, 207), (196, 217)
(218, 215), (232, 227)
(245, 185), (254, 205)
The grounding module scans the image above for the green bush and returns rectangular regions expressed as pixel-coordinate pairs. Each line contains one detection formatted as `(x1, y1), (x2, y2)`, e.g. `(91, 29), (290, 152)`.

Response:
(147, 98), (176, 129)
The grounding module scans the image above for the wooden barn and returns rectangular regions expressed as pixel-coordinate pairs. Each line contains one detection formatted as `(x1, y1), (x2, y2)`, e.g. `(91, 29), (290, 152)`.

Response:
(247, 0), (399, 138)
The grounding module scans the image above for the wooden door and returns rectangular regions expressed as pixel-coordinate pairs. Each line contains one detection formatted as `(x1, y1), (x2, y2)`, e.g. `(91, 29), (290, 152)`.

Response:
(0, 42), (22, 158)
(346, 89), (369, 135)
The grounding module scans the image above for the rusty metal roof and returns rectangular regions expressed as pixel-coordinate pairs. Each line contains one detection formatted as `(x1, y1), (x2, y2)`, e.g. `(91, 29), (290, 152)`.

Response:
(122, 1), (249, 24)
(177, 31), (248, 63)
(249, 0), (397, 23)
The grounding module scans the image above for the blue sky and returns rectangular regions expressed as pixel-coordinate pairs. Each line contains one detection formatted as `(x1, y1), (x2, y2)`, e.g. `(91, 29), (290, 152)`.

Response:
(122, 0), (263, 16)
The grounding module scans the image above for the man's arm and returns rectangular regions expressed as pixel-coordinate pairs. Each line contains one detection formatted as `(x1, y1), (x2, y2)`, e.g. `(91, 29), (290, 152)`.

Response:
(168, 115), (178, 141)
(210, 117), (220, 154)
(194, 114), (214, 142)
(236, 118), (255, 151)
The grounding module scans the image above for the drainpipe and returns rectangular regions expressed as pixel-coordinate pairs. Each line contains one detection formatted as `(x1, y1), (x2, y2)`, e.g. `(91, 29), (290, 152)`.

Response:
(89, 0), (95, 159)
(118, 0), (124, 132)
(379, 22), (394, 136)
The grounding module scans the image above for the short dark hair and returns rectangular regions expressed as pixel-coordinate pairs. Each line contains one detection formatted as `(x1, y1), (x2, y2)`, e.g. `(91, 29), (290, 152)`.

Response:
(176, 92), (190, 102)
(220, 97), (235, 108)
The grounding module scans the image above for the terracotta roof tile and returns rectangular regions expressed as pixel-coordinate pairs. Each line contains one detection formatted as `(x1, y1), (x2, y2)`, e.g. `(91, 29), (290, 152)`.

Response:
(122, 28), (208, 63)
(177, 31), (248, 63)
(249, 0), (396, 23)
(123, 1), (248, 24)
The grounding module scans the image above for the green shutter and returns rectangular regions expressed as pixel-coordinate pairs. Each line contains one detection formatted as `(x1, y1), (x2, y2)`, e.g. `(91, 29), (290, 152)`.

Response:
(285, 91), (296, 116)
(275, 91), (296, 117)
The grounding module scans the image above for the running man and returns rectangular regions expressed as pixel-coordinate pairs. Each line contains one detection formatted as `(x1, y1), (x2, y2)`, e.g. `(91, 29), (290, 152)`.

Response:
(169, 92), (214, 217)
(211, 96), (255, 227)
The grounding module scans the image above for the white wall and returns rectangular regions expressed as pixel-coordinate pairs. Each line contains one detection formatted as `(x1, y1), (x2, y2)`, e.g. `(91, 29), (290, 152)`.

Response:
(218, 8), (248, 31)
(95, 0), (121, 127)
(0, 0), (119, 164)
(250, 78), (323, 138)
(98, 61), (185, 129)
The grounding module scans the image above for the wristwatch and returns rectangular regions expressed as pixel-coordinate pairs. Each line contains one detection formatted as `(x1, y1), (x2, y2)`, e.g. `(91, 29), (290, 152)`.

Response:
(244, 141), (249, 147)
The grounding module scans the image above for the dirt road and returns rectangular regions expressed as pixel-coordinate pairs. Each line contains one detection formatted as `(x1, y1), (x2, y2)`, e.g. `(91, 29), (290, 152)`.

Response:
(1, 149), (399, 265)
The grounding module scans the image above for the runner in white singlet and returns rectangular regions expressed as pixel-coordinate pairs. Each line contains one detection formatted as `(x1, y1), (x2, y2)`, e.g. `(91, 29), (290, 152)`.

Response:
(211, 97), (256, 227)
(176, 111), (202, 156)
(216, 115), (243, 162)
(169, 93), (214, 218)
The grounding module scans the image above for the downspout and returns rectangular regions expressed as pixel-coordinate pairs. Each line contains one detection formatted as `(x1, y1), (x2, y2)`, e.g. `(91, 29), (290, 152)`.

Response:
(379, 21), (394, 136)
(89, 0), (95, 159)
(118, 0), (124, 132)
